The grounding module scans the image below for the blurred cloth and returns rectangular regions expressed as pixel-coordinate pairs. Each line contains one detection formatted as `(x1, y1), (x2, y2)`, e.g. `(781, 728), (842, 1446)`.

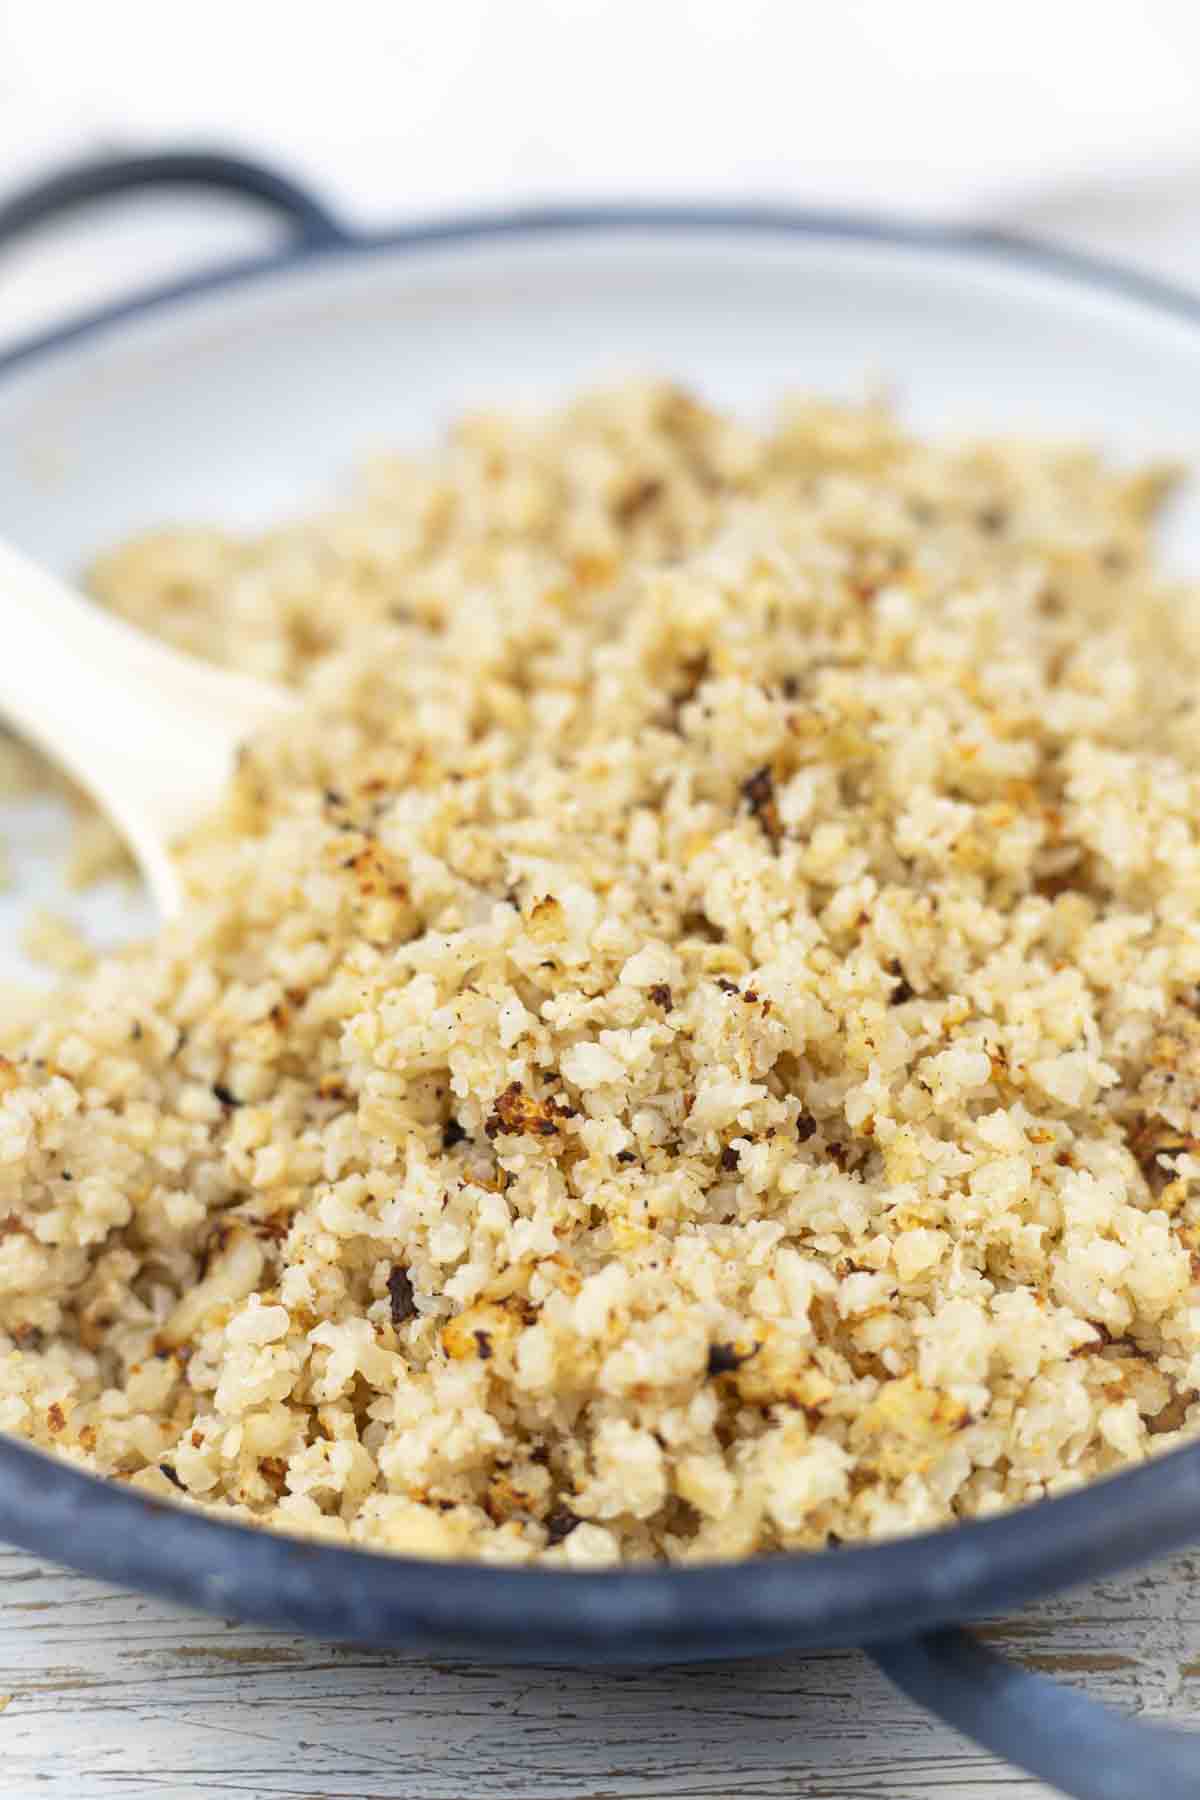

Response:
(2, 0), (1200, 348)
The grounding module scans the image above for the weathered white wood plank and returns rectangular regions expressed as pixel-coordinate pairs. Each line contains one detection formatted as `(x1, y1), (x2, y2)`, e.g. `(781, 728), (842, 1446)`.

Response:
(0, 1543), (1197, 1798)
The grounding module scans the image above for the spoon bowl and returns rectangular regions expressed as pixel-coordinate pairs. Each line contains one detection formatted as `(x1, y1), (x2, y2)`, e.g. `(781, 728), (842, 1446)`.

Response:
(0, 537), (295, 916)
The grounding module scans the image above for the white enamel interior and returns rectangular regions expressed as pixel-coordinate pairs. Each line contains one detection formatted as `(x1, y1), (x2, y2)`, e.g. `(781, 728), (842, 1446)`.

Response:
(1, 224), (1199, 982)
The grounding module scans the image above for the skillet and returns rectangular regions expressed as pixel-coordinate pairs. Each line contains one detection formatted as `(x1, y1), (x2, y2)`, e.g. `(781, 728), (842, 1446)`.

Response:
(2, 151), (1199, 1796)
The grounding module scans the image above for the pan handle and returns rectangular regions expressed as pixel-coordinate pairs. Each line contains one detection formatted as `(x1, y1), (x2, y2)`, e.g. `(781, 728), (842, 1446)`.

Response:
(0, 149), (350, 254)
(870, 1627), (1200, 1799)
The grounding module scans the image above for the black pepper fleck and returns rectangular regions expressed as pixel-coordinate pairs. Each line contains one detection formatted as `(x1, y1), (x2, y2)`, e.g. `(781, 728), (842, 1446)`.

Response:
(741, 764), (782, 844)
(706, 1341), (755, 1376)
(796, 1112), (817, 1142)
(544, 1504), (581, 1544)
(387, 1265), (416, 1325)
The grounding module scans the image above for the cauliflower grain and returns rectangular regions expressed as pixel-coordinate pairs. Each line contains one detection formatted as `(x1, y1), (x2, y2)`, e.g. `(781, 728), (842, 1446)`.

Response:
(5, 383), (1200, 1564)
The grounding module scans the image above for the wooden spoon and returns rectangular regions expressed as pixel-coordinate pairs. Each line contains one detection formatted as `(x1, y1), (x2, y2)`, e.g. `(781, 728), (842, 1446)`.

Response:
(0, 537), (294, 917)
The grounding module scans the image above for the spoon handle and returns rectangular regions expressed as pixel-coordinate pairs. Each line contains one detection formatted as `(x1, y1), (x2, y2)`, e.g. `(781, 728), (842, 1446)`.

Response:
(0, 538), (293, 915)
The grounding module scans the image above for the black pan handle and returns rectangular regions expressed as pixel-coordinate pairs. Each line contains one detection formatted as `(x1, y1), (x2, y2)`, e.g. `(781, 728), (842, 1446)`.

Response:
(870, 1628), (1200, 1799)
(0, 149), (350, 253)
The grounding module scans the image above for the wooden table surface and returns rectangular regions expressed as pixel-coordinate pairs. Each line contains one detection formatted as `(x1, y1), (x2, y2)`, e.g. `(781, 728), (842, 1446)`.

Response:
(0, 1541), (1196, 1799)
